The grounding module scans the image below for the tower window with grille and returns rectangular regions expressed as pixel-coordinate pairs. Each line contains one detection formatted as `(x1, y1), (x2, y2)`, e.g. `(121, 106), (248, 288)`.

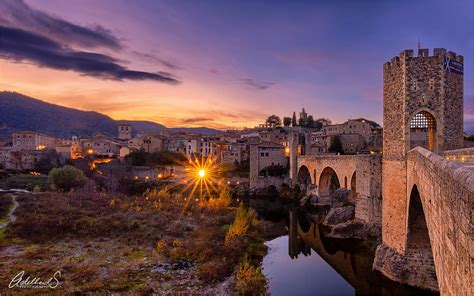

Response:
(410, 112), (435, 129)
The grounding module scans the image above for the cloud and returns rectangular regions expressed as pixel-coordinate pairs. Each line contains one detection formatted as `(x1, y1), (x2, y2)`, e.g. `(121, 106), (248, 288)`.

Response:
(181, 117), (214, 124)
(240, 78), (275, 90)
(131, 51), (182, 70)
(0, 26), (180, 84)
(0, 0), (121, 50)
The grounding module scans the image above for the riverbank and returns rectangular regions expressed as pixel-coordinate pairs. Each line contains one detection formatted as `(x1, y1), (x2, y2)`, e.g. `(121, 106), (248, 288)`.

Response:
(0, 189), (281, 294)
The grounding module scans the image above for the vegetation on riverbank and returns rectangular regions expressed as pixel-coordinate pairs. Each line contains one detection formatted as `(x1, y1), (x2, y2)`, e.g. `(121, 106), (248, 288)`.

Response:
(0, 186), (273, 294)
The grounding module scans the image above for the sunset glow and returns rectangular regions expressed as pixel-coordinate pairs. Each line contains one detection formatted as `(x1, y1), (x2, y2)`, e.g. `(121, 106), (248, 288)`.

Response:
(1, 0), (472, 131)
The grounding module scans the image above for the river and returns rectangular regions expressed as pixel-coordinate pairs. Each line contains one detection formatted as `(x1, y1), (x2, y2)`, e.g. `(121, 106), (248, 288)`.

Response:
(257, 205), (439, 296)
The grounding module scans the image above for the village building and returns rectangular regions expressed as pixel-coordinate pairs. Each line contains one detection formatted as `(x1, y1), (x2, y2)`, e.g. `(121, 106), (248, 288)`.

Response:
(12, 131), (56, 150)
(249, 141), (288, 188)
(118, 124), (132, 140)
(128, 133), (165, 153)
(311, 118), (382, 154)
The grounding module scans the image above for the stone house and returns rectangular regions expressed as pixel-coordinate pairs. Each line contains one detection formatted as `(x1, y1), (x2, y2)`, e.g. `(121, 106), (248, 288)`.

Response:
(12, 131), (56, 150)
(249, 141), (288, 189)
(1, 149), (45, 170)
(81, 138), (121, 156)
(128, 133), (165, 153)
(310, 118), (382, 154)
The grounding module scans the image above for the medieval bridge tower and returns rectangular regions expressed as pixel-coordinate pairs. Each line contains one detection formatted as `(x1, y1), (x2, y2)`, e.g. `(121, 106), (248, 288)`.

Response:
(382, 48), (464, 254)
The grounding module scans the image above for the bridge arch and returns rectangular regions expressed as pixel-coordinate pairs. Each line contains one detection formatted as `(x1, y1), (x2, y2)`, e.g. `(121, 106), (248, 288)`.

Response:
(406, 185), (433, 251)
(297, 165), (312, 186)
(350, 171), (357, 199)
(318, 166), (340, 196)
(408, 108), (438, 153)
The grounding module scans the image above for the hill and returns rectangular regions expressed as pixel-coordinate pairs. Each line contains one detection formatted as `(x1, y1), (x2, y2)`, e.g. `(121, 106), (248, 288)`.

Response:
(0, 91), (220, 140)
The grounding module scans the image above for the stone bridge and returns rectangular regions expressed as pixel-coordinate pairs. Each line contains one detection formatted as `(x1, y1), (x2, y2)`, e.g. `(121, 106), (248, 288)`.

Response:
(288, 48), (472, 294)
(296, 154), (382, 225)
(375, 147), (473, 295)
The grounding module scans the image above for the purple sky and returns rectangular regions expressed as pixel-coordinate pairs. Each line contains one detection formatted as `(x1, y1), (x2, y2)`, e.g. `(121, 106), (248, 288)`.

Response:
(1, 0), (473, 132)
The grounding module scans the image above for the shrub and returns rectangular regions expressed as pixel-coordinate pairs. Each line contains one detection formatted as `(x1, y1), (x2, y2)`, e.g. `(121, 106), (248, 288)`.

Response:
(3, 174), (48, 191)
(235, 255), (267, 295)
(48, 165), (87, 192)
(206, 186), (232, 211)
(264, 164), (288, 177)
(34, 149), (60, 174)
(146, 150), (187, 166)
(124, 149), (149, 166)
(225, 206), (257, 244)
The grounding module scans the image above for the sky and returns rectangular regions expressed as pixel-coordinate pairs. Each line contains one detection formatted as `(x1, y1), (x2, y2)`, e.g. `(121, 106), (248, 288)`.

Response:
(0, 0), (473, 132)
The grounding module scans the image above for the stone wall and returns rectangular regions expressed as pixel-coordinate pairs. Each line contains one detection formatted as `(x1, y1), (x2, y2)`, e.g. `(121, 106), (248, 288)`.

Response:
(355, 155), (382, 225)
(375, 147), (473, 294)
(250, 143), (287, 189)
(407, 147), (472, 295)
(250, 176), (288, 190)
(442, 147), (474, 161)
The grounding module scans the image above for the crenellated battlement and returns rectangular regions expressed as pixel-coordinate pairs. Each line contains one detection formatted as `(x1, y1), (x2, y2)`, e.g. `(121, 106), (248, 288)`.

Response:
(384, 48), (464, 69)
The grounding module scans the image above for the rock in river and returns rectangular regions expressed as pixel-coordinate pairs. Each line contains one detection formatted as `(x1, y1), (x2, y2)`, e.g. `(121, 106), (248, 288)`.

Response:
(324, 205), (355, 226)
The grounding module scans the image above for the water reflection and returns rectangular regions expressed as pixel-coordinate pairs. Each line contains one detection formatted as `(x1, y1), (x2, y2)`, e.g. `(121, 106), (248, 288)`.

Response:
(262, 208), (439, 296)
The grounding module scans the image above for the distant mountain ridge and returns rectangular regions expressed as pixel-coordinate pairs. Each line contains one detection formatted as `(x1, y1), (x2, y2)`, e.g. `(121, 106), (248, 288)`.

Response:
(0, 91), (220, 140)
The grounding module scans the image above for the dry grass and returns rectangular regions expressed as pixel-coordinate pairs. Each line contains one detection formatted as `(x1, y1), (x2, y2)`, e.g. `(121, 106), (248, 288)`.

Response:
(0, 186), (269, 294)
(235, 255), (267, 296)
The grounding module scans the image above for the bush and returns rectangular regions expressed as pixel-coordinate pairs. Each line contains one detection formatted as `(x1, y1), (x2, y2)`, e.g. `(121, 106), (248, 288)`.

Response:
(125, 149), (149, 166)
(235, 255), (267, 295)
(264, 164), (288, 177)
(205, 186), (232, 211)
(34, 149), (60, 174)
(48, 165), (87, 192)
(147, 150), (187, 166)
(3, 174), (48, 191)
(225, 206), (257, 244)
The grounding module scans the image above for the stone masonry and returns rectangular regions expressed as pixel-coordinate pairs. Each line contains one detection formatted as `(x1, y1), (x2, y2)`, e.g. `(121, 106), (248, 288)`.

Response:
(382, 48), (464, 254)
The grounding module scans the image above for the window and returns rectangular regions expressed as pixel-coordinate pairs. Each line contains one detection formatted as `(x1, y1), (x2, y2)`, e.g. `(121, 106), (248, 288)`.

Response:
(410, 112), (434, 129)
(260, 152), (265, 157)
(429, 78), (434, 90)
(265, 152), (269, 156)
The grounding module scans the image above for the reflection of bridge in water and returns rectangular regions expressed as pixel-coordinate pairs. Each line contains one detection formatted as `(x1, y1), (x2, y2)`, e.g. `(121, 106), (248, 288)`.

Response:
(287, 209), (437, 296)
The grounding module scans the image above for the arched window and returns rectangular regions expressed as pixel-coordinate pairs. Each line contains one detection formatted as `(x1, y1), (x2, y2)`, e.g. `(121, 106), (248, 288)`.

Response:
(410, 111), (437, 151)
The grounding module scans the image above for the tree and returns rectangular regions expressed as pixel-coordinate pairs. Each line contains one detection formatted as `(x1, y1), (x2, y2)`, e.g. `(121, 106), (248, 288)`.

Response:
(306, 115), (315, 128)
(48, 165), (87, 192)
(35, 149), (60, 174)
(298, 117), (306, 127)
(292, 112), (297, 126)
(264, 164), (288, 177)
(125, 149), (149, 166)
(147, 150), (187, 166)
(329, 135), (344, 154)
(265, 115), (282, 128)
(316, 118), (332, 126)
(313, 120), (323, 130)
(283, 117), (292, 127)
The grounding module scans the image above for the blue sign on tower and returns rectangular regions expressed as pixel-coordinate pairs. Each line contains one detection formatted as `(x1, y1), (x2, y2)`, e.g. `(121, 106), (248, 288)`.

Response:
(443, 56), (463, 75)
